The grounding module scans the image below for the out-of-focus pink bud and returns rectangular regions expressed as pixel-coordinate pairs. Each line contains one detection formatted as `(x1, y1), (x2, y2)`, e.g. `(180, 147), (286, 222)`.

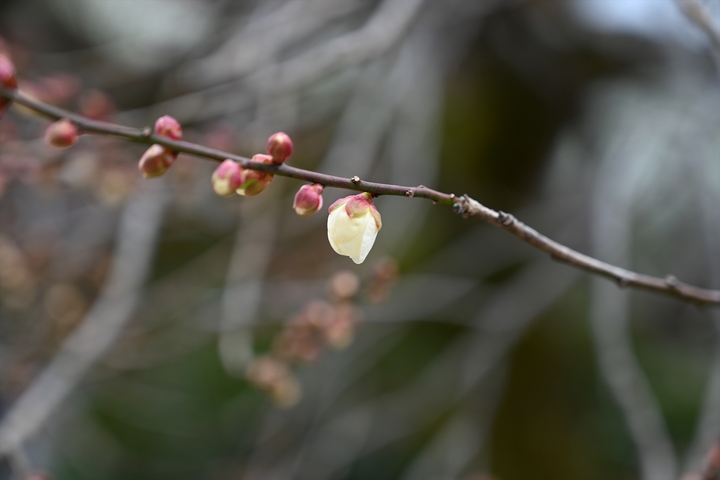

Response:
(329, 270), (360, 301)
(45, 119), (79, 147)
(78, 89), (114, 121)
(237, 154), (274, 196)
(0, 54), (18, 118)
(138, 144), (176, 178)
(266, 132), (293, 164)
(154, 115), (182, 140)
(0, 54), (17, 90)
(24, 472), (52, 480)
(322, 303), (361, 350)
(246, 355), (301, 408)
(293, 183), (323, 216)
(211, 159), (243, 196)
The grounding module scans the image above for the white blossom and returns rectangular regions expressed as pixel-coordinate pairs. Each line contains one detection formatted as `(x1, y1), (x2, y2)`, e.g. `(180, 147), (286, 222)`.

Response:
(327, 193), (382, 264)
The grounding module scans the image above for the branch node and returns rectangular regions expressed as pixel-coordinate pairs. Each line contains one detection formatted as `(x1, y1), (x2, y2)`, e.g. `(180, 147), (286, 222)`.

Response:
(618, 277), (630, 288)
(141, 127), (152, 138)
(665, 275), (680, 289)
(497, 210), (514, 226)
(405, 190), (414, 198)
(351, 176), (361, 184)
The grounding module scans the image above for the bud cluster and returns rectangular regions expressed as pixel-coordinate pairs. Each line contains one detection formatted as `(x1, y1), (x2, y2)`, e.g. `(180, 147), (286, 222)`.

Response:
(138, 116), (183, 178)
(211, 155), (275, 197)
(272, 299), (362, 362)
(210, 131), (294, 198)
(246, 267), (397, 407)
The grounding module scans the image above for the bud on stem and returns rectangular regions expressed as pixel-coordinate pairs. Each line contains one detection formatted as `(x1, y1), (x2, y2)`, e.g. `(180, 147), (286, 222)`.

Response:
(154, 115), (182, 140)
(211, 159), (243, 196)
(0, 53), (18, 118)
(266, 132), (293, 164)
(327, 192), (382, 264)
(138, 144), (176, 178)
(45, 119), (79, 147)
(293, 183), (324, 216)
(237, 154), (274, 196)
(138, 116), (183, 178)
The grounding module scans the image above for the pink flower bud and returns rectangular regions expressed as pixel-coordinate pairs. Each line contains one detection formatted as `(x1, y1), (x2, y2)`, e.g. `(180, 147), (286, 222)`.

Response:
(138, 144), (176, 178)
(293, 183), (324, 216)
(0, 54), (18, 118)
(246, 355), (301, 408)
(211, 159), (243, 196)
(0, 53), (18, 90)
(78, 89), (114, 121)
(154, 115), (182, 140)
(45, 119), (79, 147)
(266, 132), (293, 164)
(237, 154), (274, 196)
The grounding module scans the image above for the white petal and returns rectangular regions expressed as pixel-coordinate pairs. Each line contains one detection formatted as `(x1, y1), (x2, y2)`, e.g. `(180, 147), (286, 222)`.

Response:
(328, 207), (355, 255)
(350, 214), (378, 264)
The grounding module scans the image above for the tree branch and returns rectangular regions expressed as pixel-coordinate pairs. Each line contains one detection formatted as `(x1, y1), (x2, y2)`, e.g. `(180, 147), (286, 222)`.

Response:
(1, 86), (719, 306)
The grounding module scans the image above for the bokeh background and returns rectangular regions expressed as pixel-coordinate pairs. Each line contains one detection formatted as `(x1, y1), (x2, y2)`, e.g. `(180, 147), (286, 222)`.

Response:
(1, 1), (719, 479)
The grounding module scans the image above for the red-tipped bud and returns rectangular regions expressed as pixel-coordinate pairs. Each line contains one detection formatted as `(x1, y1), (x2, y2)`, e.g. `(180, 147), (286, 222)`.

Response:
(0, 54), (18, 118)
(45, 119), (79, 147)
(293, 183), (323, 216)
(138, 144), (176, 178)
(237, 154), (274, 196)
(0, 54), (18, 90)
(266, 132), (293, 164)
(211, 159), (243, 196)
(154, 115), (182, 140)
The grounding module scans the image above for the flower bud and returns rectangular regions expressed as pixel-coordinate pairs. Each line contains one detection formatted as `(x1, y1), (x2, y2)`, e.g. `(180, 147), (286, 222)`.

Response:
(0, 53), (18, 118)
(45, 119), (79, 147)
(329, 270), (360, 301)
(78, 89), (114, 121)
(321, 303), (361, 350)
(327, 192), (382, 264)
(293, 183), (323, 216)
(138, 144), (176, 178)
(237, 154), (274, 196)
(266, 132), (293, 164)
(154, 115), (182, 140)
(246, 355), (301, 408)
(211, 159), (243, 196)
(0, 53), (17, 90)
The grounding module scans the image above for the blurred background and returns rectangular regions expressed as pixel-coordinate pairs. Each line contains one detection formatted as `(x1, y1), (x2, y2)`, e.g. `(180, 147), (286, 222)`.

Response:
(0, 0), (719, 479)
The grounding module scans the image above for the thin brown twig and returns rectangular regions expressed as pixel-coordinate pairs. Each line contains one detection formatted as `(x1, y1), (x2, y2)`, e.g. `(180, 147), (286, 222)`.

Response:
(1, 86), (719, 306)
(455, 197), (720, 306)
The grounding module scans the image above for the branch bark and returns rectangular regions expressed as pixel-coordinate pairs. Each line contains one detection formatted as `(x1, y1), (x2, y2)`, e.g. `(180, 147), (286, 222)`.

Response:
(1, 86), (719, 306)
